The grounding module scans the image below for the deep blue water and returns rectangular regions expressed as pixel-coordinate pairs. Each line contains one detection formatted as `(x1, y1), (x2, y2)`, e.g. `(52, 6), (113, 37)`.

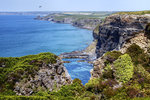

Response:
(0, 15), (93, 84)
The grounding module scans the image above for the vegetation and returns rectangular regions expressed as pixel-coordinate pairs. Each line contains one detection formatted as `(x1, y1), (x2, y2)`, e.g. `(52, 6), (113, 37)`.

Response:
(46, 12), (112, 20)
(0, 44), (150, 99)
(116, 10), (150, 15)
(113, 54), (134, 83)
(104, 51), (123, 64)
(0, 96), (48, 100)
(0, 52), (57, 94)
(93, 24), (100, 35)
(126, 44), (150, 71)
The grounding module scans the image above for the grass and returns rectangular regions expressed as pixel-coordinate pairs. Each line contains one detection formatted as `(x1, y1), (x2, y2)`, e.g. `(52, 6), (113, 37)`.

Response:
(116, 10), (150, 15)
(0, 95), (48, 100)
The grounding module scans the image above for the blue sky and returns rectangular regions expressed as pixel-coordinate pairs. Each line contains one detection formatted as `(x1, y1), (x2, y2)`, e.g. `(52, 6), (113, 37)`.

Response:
(0, 0), (150, 11)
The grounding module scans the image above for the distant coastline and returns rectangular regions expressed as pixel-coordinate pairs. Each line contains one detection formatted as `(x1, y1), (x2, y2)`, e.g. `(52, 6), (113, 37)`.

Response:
(0, 11), (54, 16)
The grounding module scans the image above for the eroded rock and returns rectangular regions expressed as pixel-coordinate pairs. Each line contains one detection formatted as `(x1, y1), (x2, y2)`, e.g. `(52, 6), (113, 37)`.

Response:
(14, 58), (72, 96)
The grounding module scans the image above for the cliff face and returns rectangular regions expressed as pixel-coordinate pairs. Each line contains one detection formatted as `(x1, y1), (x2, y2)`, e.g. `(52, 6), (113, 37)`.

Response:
(35, 15), (102, 30)
(72, 19), (102, 30)
(91, 14), (150, 80)
(93, 14), (150, 58)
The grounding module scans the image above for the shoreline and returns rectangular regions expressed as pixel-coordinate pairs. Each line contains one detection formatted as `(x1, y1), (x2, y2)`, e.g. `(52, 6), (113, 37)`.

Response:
(35, 16), (98, 61)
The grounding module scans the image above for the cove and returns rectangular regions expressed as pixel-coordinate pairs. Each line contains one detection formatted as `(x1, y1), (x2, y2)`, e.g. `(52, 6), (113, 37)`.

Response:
(0, 15), (93, 84)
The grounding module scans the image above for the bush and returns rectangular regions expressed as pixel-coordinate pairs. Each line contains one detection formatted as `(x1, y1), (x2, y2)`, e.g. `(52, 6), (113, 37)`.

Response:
(126, 87), (139, 98)
(50, 79), (85, 97)
(104, 51), (122, 64)
(103, 87), (117, 98)
(0, 95), (48, 100)
(114, 54), (134, 83)
(102, 64), (114, 79)
(73, 78), (82, 85)
(85, 78), (102, 93)
(126, 44), (150, 68)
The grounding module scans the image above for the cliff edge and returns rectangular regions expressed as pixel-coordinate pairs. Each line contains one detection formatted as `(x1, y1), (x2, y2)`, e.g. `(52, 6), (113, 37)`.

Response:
(93, 14), (150, 58)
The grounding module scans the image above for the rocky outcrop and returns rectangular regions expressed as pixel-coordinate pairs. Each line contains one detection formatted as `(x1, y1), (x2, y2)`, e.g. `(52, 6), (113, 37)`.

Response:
(59, 40), (97, 61)
(90, 57), (105, 79)
(93, 14), (150, 58)
(59, 51), (89, 59)
(14, 58), (71, 96)
(72, 19), (102, 30)
(119, 32), (150, 54)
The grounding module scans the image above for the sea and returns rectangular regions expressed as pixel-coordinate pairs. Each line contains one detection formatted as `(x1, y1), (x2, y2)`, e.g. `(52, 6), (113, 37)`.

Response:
(0, 15), (93, 84)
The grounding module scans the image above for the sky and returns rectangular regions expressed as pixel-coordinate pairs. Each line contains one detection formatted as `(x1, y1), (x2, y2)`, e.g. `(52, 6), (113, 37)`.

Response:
(0, 0), (150, 12)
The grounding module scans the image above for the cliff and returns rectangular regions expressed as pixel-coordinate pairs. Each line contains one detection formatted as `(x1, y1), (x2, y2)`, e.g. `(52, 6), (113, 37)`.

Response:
(93, 14), (150, 58)
(0, 53), (71, 96)
(88, 14), (150, 99)
(34, 12), (110, 30)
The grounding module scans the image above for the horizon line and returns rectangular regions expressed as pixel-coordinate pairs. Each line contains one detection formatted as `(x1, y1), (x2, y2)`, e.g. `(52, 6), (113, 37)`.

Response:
(0, 10), (149, 13)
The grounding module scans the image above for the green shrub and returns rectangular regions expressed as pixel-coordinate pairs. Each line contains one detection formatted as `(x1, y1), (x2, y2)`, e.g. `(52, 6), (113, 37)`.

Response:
(102, 64), (114, 79)
(0, 95), (48, 100)
(126, 44), (144, 64)
(50, 79), (85, 97)
(103, 87), (117, 98)
(85, 78), (107, 93)
(104, 51), (122, 64)
(132, 97), (150, 100)
(73, 78), (82, 85)
(126, 44), (150, 68)
(85, 78), (100, 93)
(114, 54), (134, 83)
(77, 91), (98, 100)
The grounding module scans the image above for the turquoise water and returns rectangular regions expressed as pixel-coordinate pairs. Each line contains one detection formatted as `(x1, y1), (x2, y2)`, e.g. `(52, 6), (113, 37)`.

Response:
(0, 15), (93, 84)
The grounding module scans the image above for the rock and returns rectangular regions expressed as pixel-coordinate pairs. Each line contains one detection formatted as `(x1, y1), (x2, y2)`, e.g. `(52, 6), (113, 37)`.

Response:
(93, 14), (150, 58)
(77, 60), (86, 62)
(57, 67), (64, 75)
(62, 61), (71, 63)
(59, 51), (89, 59)
(14, 58), (72, 96)
(119, 33), (150, 54)
(0, 65), (5, 67)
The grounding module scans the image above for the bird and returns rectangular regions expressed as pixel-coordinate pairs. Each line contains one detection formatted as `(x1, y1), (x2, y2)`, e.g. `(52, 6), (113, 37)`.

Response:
(39, 6), (42, 8)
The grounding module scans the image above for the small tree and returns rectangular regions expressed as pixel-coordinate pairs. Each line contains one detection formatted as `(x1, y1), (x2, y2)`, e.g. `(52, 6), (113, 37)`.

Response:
(113, 54), (134, 83)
